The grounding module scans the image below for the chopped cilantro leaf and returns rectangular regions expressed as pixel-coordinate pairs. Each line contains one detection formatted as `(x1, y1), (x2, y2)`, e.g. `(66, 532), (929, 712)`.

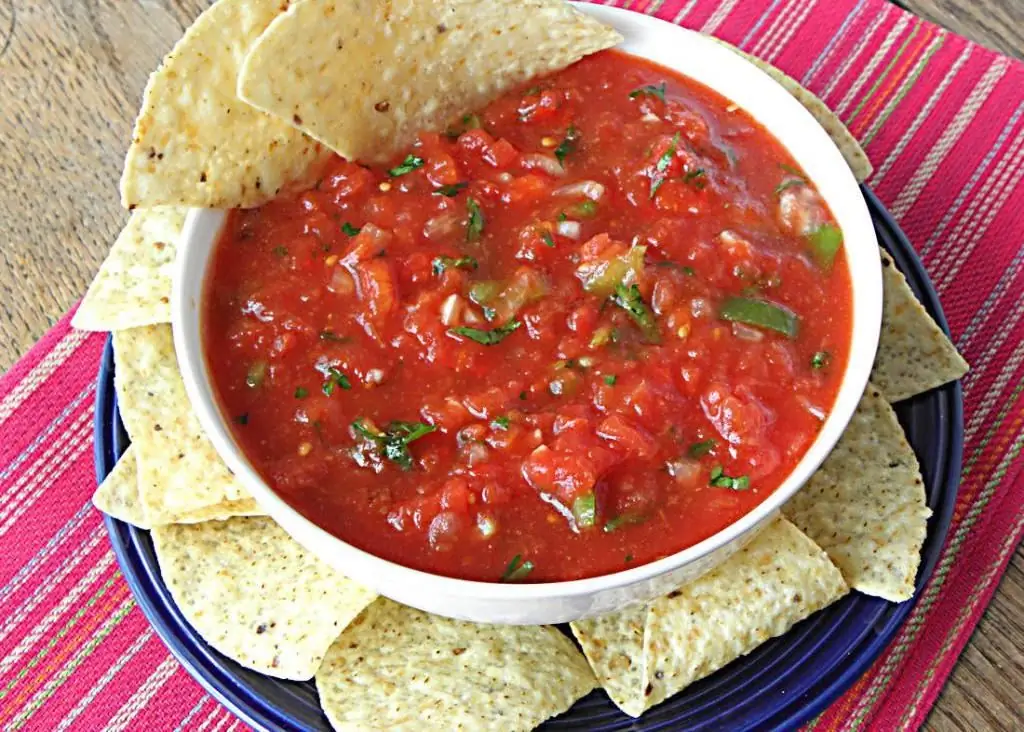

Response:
(811, 351), (831, 369)
(684, 168), (707, 188)
(271, 245), (288, 257)
(466, 198), (485, 242)
(774, 177), (806, 194)
(319, 330), (350, 343)
(500, 554), (534, 582)
(450, 320), (522, 345)
(629, 82), (667, 102)
(603, 374), (617, 386)
(687, 439), (716, 458)
(434, 182), (468, 197)
(612, 283), (660, 343)
(322, 368), (352, 396)
(341, 222), (361, 236)
(519, 390), (528, 400)
(432, 255), (478, 276)
(234, 413), (249, 425)
(387, 154), (424, 177)
(604, 513), (647, 533)
(541, 231), (555, 247)
(709, 464), (750, 490)
(650, 133), (680, 198)
(554, 124), (580, 165)
(351, 419), (437, 471)
(294, 386), (308, 399)
(491, 416), (510, 430)
(572, 493), (597, 528)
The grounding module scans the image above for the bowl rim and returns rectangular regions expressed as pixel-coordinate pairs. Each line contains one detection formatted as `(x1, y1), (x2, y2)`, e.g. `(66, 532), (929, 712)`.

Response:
(172, 4), (881, 606)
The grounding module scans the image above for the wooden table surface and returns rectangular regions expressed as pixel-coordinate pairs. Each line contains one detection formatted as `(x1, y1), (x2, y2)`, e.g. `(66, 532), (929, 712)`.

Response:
(1, 1), (1020, 729)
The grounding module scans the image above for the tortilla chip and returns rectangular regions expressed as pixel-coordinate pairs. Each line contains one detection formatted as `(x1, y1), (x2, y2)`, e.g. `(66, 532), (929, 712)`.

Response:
(872, 248), (969, 402)
(640, 518), (846, 713)
(120, 0), (330, 209)
(92, 445), (151, 528)
(112, 324), (253, 524)
(153, 517), (376, 680)
(570, 604), (647, 717)
(72, 207), (185, 332)
(316, 598), (596, 730)
(711, 38), (872, 181)
(783, 385), (931, 601)
(237, 0), (621, 164)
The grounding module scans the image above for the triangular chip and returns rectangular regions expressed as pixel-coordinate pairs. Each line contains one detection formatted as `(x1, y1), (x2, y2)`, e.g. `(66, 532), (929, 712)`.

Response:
(153, 517), (376, 680)
(570, 604), (647, 717)
(92, 445), (151, 529)
(237, 0), (622, 164)
(120, 0), (330, 209)
(642, 517), (846, 712)
(872, 248), (969, 402)
(711, 38), (872, 181)
(316, 598), (596, 730)
(72, 207), (185, 332)
(783, 384), (931, 601)
(112, 324), (254, 523)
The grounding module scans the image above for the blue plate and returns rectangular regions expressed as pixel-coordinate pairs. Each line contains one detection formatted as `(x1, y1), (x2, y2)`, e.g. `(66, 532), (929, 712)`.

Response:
(95, 186), (963, 732)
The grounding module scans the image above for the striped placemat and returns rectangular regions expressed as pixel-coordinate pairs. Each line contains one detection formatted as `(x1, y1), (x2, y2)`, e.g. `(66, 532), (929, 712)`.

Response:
(1, 0), (1021, 729)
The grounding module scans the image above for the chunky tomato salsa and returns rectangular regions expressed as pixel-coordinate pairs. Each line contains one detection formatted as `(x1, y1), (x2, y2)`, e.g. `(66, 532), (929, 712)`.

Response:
(204, 50), (852, 582)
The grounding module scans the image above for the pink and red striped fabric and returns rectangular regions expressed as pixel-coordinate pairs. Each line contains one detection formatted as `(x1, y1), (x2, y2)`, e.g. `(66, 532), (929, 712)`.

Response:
(0, 0), (1021, 729)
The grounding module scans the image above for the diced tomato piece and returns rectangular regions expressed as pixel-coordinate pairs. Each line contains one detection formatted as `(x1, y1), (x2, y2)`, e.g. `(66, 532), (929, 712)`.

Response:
(486, 138), (519, 169)
(517, 89), (564, 123)
(426, 153), (462, 186)
(458, 128), (494, 157)
(322, 160), (376, 201)
(506, 174), (551, 204)
(597, 415), (657, 457)
(521, 445), (597, 503)
(355, 258), (397, 318)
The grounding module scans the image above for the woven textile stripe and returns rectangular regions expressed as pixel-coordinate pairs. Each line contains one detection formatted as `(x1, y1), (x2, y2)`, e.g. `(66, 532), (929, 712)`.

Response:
(0, 0), (1020, 729)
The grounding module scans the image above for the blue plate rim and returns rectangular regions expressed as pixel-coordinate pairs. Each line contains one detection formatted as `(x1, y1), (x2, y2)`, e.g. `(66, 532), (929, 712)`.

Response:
(92, 184), (964, 732)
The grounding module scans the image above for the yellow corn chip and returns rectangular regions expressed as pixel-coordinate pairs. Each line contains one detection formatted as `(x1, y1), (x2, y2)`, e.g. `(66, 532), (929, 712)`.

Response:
(238, 0), (621, 163)
(120, 0), (330, 209)
(783, 384), (931, 601)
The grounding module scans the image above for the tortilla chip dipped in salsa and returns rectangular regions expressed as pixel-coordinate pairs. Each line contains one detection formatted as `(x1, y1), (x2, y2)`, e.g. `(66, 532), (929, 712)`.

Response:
(205, 48), (855, 583)
(238, 0), (623, 164)
(315, 598), (597, 731)
(152, 517), (377, 680)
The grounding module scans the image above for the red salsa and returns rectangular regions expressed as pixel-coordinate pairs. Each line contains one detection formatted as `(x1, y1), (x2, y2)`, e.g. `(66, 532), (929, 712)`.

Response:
(204, 50), (852, 582)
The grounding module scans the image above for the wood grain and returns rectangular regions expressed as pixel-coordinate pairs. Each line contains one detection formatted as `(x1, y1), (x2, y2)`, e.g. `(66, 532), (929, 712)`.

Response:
(0, 1), (1020, 730)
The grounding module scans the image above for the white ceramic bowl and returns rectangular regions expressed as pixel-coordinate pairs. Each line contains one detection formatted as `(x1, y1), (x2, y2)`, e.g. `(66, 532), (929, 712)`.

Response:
(172, 5), (880, 625)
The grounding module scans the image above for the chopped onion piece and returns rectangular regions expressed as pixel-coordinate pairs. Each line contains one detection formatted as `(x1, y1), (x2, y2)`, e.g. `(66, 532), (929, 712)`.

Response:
(665, 457), (701, 484)
(731, 322), (764, 342)
(464, 441), (489, 466)
(520, 153), (565, 178)
(423, 211), (462, 241)
(641, 112), (661, 123)
(553, 180), (605, 201)
(690, 298), (711, 318)
(365, 368), (385, 385)
(440, 294), (463, 326)
(557, 220), (582, 239)
(799, 396), (827, 421)
(327, 266), (355, 295)
(476, 513), (497, 538)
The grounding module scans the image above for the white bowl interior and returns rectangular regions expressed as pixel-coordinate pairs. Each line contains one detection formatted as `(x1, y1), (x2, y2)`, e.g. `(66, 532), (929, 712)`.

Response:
(172, 5), (880, 624)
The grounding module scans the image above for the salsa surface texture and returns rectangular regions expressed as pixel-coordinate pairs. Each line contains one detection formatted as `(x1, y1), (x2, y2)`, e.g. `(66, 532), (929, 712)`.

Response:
(204, 50), (852, 582)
